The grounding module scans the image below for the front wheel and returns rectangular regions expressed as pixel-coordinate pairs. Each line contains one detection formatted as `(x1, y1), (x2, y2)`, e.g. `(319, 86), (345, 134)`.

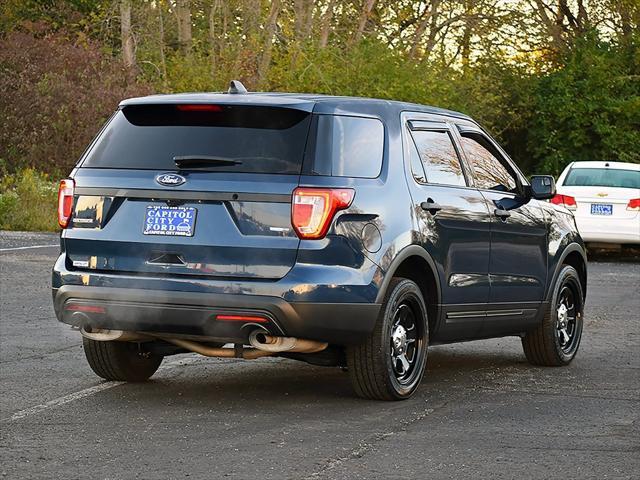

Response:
(83, 337), (163, 381)
(347, 278), (429, 400)
(522, 265), (584, 366)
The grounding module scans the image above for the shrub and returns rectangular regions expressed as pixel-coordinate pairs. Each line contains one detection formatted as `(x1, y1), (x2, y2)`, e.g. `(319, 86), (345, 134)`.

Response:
(0, 25), (153, 177)
(0, 169), (58, 232)
(528, 34), (640, 175)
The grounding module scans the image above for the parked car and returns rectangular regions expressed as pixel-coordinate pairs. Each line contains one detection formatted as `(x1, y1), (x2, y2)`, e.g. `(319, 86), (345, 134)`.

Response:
(52, 82), (588, 400)
(553, 161), (640, 247)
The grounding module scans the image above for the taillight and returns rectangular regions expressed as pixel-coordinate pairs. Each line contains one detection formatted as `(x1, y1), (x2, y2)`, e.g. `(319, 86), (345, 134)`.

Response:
(627, 198), (640, 211)
(292, 188), (354, 239)
(57, 179), (75, 228)
(64, 304), (106, 314)
(550, 194), (577, 210)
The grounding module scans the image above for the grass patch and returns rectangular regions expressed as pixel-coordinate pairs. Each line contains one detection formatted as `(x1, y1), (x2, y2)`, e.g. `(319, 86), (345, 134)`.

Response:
(0, 169), (59, 232)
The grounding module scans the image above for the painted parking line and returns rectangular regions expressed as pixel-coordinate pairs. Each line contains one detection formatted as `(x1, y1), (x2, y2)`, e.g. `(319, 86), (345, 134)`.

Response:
(0, 244), (59, 252)
(2, 355), (203, 422)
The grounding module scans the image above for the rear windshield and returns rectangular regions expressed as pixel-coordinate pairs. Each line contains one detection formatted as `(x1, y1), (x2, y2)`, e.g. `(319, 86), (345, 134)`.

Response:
(564, 167), (640, 189)
(82, 105), (312, 174)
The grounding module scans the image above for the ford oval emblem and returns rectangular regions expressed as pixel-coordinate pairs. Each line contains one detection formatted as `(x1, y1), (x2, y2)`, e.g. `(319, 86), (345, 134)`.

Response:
(156, 173), (186, 187)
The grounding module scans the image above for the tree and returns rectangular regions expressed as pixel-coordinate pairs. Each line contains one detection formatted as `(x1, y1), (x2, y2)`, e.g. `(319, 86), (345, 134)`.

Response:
(175, 0), (192, 56)
(319, 0), (337, 48)
(257, 0), (282, 85)
(120, 0), (136, 76)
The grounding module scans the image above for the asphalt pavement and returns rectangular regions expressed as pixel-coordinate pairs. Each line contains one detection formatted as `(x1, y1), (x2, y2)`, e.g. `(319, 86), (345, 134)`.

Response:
(1, 230), (638, 479)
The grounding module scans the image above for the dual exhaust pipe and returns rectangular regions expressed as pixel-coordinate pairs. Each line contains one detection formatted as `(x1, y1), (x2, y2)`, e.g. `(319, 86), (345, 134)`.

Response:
(248, 331), (327, 354)
(79, 325), (327, 358)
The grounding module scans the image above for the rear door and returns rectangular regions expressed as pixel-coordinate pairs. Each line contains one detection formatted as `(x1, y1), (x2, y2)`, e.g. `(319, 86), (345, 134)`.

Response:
(65, 102), (313, 280)
(402, 115), (491, 341)
(454, 125), (547, 335)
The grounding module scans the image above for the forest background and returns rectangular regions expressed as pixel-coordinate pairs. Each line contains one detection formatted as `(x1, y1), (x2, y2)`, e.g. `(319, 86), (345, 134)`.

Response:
(0, 0), (638, 230)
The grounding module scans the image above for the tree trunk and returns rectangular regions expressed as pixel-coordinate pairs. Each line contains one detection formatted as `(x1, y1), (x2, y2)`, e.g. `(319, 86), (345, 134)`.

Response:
(294, 0), (306, 40)
(175, 0), (192, 56)
(303, 0), (315, 38)
(319, 0), (337, 48)
(531, 0), (566, 51)
(120, 0), (136, 76)
(243, 0), (260, 37)
(257, 0), (281, 86)
(460, 1), (474, 70)
(209, 0), (221, 80)
(423, 0), (442, 62)
(408, 0), (440, 60)
(158, 0), (168, 90)
(616, 0), (635, 47)
(351, 0), (376, 45)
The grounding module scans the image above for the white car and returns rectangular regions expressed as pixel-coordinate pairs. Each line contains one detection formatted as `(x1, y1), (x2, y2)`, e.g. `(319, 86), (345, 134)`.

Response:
(554, 161), (640, 245)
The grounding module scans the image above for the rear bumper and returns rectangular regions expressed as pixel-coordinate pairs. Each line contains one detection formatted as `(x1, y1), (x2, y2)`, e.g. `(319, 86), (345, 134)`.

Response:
(575, 215), (640, 244)
(53, 286), (380, 346)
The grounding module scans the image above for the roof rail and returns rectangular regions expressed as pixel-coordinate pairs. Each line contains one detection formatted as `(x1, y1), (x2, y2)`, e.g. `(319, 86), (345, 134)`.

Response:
(228, 80), (248, 94)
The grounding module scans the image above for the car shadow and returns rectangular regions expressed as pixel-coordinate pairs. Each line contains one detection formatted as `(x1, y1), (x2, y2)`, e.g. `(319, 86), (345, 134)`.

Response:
(96, 345), (531, 410)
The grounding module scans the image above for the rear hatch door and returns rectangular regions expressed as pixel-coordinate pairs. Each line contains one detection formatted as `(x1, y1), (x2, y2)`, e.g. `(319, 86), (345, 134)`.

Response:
(560, 186), (638, 220)
(64, 100), (313, 280)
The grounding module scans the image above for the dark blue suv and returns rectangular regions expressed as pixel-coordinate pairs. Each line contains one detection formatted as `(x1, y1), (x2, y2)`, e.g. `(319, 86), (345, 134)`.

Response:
(53, 82), (587, 400)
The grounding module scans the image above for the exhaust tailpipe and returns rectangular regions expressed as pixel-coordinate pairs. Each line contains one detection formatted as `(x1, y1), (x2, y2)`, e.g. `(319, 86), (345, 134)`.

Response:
(249, 331), (327, 353)
(80, 326), (150, 342)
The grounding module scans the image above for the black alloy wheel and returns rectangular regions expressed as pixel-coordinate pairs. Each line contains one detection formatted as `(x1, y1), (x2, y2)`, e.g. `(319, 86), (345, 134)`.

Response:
(347, 278), (429, 400)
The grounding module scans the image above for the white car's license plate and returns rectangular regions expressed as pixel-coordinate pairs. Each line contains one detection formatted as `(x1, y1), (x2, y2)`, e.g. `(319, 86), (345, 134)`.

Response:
(144, 206), (197, 236)
(590, 203), (613, 216)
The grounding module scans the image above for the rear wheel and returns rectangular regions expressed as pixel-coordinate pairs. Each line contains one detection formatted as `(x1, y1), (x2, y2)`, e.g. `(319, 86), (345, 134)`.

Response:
(522, 265), (584, 366)
(347, 278), (429, 400)
(83, 337), (163, 381)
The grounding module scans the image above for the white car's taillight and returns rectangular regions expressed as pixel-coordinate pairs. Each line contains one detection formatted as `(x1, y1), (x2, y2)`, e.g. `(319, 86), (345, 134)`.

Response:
(292, 188), (354, 239)
(57, 179), (75, 228)
(626, 198), (640, 211)
(550, 194), (577, 211)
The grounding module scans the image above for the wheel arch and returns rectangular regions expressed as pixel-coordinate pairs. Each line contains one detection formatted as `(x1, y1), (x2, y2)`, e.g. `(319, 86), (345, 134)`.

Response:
(376, 245), (441, 333)
(548, 243), (587, 302)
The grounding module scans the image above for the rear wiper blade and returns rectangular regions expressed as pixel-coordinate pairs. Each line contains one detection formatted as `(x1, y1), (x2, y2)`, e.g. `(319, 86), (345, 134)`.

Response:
(173, 155), (242, 169)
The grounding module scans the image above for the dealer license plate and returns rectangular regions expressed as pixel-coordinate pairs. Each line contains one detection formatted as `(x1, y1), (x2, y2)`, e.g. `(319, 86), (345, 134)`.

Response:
(143, 206), (197, 236)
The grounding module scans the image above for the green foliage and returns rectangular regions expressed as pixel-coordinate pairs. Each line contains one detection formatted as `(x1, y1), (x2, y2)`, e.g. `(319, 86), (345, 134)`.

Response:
(529, 33), (640, 175)
(1, 1), (638, 190)
(0, 169), (58, 232)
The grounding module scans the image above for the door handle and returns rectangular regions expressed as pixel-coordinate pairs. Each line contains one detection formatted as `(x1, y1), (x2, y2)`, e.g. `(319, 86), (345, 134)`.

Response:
(421, 199), (443, 215)
(494, 207), (511, 221)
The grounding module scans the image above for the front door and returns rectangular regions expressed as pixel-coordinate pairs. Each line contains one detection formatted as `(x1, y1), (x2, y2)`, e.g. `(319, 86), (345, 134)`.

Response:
(455, 126), (548, 335)
(403, 117), (492, 341)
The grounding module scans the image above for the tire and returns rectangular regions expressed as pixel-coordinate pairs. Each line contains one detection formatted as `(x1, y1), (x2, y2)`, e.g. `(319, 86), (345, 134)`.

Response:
(347, 278), (429, 400)
(522, 265), (584, 366)
(83, 337), (163, 382)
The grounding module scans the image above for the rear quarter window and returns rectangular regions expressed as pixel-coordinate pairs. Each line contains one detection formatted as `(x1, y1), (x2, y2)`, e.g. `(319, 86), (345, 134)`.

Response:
(309, 115), (384, 178)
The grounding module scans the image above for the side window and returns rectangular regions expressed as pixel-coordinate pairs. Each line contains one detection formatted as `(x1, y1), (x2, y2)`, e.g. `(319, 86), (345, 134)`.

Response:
(312, 115), (384, 178)
(409, 129), (466, 187)
(459, 133), (518, 192)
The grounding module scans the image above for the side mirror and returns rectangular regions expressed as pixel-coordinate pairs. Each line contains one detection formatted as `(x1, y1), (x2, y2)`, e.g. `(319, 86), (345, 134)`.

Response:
(529, 175), (556, 200)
